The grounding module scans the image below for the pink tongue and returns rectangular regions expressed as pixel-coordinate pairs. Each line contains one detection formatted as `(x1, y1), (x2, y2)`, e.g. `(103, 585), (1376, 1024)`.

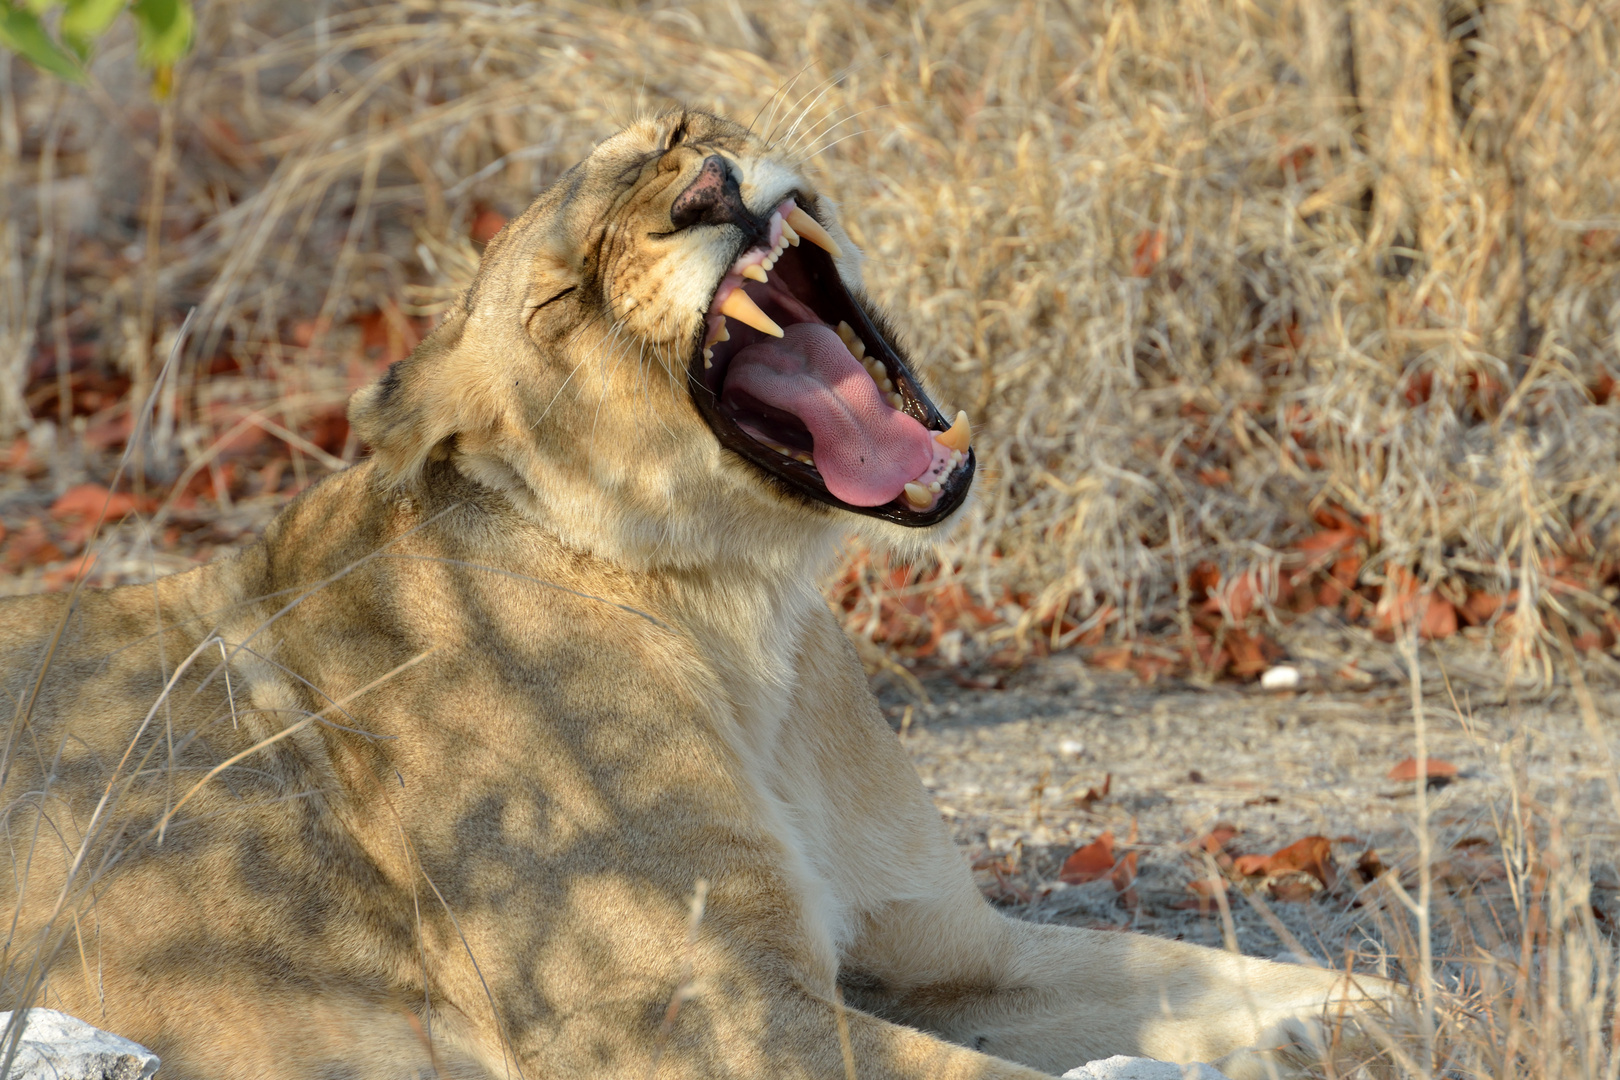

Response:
(722, 323), (934, 506)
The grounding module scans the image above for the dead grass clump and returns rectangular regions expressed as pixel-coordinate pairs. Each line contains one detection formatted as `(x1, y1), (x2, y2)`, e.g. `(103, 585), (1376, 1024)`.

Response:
(1, 0), (1617, 670)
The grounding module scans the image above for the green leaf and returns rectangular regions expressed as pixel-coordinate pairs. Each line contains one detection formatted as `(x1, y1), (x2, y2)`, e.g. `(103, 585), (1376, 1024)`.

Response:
(59, 0), (123, 57)
(0, 3), (86, 82)
(129, 0), (189, 67)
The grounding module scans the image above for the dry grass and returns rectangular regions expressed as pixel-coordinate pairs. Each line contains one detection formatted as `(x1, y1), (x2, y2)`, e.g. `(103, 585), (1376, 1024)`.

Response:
(1, 0), (1617, 680)
(0, 2), (1618, 1074)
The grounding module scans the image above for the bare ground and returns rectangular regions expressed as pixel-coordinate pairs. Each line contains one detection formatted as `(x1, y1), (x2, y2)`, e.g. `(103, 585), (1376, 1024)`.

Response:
(876, 647), (1620, 979)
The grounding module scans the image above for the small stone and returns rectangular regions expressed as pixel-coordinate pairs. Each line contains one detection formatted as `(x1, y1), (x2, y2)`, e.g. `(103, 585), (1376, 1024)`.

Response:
(0, 1009), (159, 1080)
(1259, 664), (1301, 690)
(1058, 738), (1085, 758)
(1063, 1055), (1231, 1079)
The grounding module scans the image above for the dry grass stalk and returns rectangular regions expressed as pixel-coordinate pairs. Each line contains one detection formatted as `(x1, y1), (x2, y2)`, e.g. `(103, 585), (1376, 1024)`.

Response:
(0, 0), (1615, 673)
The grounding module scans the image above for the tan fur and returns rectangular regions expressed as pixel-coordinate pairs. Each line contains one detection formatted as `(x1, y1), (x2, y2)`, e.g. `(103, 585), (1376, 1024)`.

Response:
(0, 113), (1394, 1080)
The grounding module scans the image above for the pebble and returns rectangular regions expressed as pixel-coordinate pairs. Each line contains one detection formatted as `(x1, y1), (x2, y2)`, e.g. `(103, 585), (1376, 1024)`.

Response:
(0, 1009), (159, 1080)
(1063, 1054), (1230, 1079)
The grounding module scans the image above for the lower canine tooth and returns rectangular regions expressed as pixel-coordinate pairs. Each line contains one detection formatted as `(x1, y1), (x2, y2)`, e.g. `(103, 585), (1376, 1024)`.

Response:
(934, 410), (972, 452)
(903, 483), (932, 508)
(717, 288), (783, 337)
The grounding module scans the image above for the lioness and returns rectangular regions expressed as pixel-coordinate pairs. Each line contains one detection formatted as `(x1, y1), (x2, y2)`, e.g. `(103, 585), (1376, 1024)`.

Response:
(0, 112), (1390, 1080)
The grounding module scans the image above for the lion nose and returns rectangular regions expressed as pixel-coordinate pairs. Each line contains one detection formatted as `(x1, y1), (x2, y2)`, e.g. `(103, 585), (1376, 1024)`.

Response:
(670, 154), (752, 232)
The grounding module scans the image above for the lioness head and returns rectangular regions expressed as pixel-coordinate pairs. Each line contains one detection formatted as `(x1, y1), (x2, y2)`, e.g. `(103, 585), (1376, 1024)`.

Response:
(350, 111), (975, 570)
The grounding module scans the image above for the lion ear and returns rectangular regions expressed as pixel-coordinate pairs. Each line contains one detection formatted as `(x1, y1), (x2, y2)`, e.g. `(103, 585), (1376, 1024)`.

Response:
(347, 312), (507, 486)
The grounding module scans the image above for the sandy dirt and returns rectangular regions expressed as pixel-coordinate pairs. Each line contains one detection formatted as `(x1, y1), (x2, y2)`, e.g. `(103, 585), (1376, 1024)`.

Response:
(875, 648), (1620, 977)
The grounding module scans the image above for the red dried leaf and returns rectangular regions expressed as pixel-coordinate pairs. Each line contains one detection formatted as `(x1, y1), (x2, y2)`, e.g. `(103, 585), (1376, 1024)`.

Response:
(1459, 591), (1509, 625)
(1420, 597), (1458, 639)
(1268, 872), (1320, 902)
(1264, 836), (1337, 890)
(1130, 230), (1166, 277)
(471, 209), (508, 244)
(1072, 774), (1112, 811)
(1187, 876), (1228, 898)
(50, 484), (151, 524)
(1295, 528), (1356, 556)
(1109, 850), (1139, 893)
(1059, 832), (1116, 884)
(1387, 757), (1458, 782)
(1198, 824), (1239, 854)
(1232, 853), (1270, 877)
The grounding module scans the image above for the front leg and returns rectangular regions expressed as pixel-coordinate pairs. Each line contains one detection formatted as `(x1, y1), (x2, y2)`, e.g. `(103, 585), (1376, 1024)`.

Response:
(781, 609), (1397, 1078)
(846, 910), (1396, 1080)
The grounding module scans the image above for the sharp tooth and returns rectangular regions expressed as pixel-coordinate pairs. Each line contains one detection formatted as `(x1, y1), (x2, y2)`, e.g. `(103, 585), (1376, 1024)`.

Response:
(741, 264), (769, 283)
(835, 320), (855, 345)
(718, 289), (783, 337)
(716, 324), (730, 342)
(782, 221), (800, 245)
(903, 483), (932, 508)
(786, 207), (842, 258)
(934, 410), (972, 452)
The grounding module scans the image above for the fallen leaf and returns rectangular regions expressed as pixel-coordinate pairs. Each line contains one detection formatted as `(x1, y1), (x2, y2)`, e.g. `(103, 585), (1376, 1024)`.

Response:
(1268, 871), (1321, 902)
(1195, 823), (1239, 855)
(1072, 773), (1112, 811)
(1354, 849), (1386, 882)
(1130, 229), (1166, 277)
(1109, 850), (1139, 893)
(1059, 832), (1116, 884)
(1088, 645), (1132, 671)
(1232, 853), (1270, 876)
(1264, 836), (1337, 890)
(1387, 757), (1458, 782)
(471, 208), (508, 244)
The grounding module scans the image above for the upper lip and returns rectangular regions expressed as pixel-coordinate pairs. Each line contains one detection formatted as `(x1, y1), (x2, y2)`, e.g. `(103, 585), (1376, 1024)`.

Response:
(681, 195), (976, 527)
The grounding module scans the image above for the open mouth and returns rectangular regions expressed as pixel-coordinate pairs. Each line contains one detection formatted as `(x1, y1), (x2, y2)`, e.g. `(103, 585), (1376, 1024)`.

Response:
(688, 198), (975, 526)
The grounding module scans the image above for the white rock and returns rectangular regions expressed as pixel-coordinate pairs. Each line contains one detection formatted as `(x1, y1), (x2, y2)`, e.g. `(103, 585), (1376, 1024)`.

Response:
(1259, 664), (1301, 690)
(1063, 1055), (1231, 1079)
(1058, 738), (1085, 758)
(0, 1009), (159, 1080)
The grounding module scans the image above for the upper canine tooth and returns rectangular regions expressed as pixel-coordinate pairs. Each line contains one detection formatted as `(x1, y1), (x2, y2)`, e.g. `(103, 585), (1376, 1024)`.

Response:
(717, 288), (784, 337)
(934, 410), (972, 452)
(741, 264), (769, 283)
(786, 207), (842, 258)
(903, 483), (932, 508)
